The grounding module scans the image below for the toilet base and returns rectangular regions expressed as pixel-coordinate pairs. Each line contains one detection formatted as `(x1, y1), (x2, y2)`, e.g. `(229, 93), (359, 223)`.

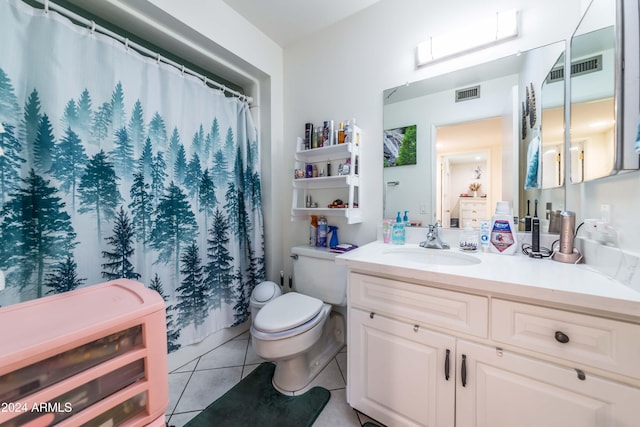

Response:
(272, 311), (345, 396)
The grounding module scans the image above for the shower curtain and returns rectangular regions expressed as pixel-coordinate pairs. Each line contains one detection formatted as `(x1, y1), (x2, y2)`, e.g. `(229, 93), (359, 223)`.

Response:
(0, 0), (265, 352)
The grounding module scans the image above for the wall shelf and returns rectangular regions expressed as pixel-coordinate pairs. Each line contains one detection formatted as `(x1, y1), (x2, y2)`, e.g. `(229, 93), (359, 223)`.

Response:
(291, 126), (362, 224)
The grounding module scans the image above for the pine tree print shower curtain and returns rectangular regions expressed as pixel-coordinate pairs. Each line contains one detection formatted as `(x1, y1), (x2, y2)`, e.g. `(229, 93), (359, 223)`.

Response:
(0, 0), (265, 352)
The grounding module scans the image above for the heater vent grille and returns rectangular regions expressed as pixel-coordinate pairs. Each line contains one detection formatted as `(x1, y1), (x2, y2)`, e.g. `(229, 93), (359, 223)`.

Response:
(455, 85), (480, 102)
(546, 55), (603, 83)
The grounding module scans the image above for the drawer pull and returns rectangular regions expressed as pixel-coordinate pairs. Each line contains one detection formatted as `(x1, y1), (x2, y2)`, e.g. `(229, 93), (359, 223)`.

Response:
(555, 331), (570, 344)
(413, 324), (419, 332)
(461, 354), (467, 387)
(369, 312), (375, 319)
(576, 369), (586, 381)
(445, 349), (450, 380)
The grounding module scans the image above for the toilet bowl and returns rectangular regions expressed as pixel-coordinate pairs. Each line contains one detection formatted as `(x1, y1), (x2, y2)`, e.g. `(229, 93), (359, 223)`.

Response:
(250, 246), (346, 395)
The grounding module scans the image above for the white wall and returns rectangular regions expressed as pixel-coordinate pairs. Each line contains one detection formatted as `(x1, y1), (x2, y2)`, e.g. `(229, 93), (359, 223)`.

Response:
(282, 0), (586, 269)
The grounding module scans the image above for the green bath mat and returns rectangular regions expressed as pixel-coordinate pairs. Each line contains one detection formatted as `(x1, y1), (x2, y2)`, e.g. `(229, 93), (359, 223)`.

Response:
(184, 362), (330, 427)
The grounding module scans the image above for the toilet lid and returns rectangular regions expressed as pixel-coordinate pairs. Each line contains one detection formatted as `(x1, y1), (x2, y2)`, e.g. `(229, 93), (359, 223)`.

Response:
(253, 292), (323, 333)
(253, 281), (279, 302)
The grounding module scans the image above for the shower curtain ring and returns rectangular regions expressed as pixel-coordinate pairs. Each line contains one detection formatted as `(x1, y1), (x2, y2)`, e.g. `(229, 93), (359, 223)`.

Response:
(124, 38), (129, 50)
(220, 85), (226, 94)
(156, 53), (161, 64)
(90, 21), (96, 35)
(44, 0), (49, 13)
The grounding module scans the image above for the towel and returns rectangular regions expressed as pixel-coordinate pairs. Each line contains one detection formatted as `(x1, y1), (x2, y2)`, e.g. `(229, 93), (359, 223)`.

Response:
(524, 135), (541, 189)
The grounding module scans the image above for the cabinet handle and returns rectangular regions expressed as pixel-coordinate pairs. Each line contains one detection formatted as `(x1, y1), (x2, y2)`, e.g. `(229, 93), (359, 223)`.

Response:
(445, 349), (450, 381)
(461, 354), (467, 387)
(369, 312), (375, 319)
(413, 324), (419, 332)
(554, 331), (570, 344)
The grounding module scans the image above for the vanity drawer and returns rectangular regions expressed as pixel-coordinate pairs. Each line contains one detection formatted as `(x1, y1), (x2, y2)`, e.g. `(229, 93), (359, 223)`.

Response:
(349, 272), (488, 337)
(492, 299), (640, 379)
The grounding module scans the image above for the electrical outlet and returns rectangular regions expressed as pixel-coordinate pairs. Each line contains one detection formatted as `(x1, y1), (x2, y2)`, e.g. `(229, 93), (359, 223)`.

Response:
(600, 204), (611, 224)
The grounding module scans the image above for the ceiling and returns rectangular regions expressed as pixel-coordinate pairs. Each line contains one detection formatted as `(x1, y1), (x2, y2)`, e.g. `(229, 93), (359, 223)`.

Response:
(221, 0), (384, 47)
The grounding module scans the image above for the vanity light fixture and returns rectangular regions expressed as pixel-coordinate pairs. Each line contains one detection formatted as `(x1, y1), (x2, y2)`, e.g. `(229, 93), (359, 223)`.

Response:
(416, 9), (519, 67)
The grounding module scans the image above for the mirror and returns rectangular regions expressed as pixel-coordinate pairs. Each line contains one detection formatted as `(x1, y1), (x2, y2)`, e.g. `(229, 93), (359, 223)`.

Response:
(570, 0), (617, 182)
(383, 42), (566, 230)
(569, 0), (640, 181)
(541, 53), (565, 189)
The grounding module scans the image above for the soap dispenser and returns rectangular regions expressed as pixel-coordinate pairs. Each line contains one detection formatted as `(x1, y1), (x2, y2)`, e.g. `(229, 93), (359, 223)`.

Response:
(392, 211), (406, 245)
(403, 210), (411, 227)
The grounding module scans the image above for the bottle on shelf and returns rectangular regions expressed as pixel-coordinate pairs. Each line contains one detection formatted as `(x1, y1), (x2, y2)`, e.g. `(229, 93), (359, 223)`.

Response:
(317, 216), (328, 247)
(338, 122), (345, 144)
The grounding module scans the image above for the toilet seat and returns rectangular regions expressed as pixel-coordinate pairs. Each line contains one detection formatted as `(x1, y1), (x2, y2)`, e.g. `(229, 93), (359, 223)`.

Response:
(252, 293), (326, 340)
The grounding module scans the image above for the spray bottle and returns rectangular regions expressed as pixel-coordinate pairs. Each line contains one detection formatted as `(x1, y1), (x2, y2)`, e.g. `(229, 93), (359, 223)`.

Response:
(317, 216), (328, 247)
(328, 226), (339, 249)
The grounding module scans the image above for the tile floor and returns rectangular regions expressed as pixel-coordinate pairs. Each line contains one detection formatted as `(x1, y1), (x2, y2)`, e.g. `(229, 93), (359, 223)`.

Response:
(166, 330), (381, 427)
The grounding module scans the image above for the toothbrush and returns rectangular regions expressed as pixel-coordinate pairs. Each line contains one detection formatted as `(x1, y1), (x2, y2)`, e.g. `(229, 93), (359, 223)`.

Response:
(534, 199), (538, 218)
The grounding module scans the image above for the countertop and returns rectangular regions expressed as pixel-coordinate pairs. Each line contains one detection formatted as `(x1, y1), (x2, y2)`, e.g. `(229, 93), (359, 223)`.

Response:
(336, 241), (640, 321)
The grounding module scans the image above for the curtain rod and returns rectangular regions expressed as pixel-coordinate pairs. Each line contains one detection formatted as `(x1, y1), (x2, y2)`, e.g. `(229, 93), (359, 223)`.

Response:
(35, 0), (253, 104)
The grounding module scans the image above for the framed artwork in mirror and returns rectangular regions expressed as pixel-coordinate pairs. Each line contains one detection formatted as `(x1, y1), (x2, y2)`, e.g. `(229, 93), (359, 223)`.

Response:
(383, 124), (417, 167)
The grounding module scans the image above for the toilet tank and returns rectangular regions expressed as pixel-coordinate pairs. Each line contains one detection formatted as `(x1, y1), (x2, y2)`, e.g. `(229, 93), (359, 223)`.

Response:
(291, 246), (347, 306)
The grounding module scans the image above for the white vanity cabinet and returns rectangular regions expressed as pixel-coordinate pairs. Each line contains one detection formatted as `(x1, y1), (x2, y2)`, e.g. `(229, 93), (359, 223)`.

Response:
(347, 271), (640, 427)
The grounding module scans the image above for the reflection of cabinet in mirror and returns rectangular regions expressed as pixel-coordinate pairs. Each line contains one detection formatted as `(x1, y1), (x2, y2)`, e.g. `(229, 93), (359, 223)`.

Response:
(459, 198), (488, 230)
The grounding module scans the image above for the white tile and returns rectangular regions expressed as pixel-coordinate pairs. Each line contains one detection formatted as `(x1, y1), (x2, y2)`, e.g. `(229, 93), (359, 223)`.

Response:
(170, 358), (198, 374)
(167, 411), (200, 427)
(233, 330), (250, 340)
(312, 388), (360, 427)
(173, 366), (243, 413)
(197, 338), (248, 370)
(241, 363), (262, 379)
(335, 352), (347, 383)
(307, 358), (346, 391)
(167, 371), (192, 415)
(244, 338), (266, 365)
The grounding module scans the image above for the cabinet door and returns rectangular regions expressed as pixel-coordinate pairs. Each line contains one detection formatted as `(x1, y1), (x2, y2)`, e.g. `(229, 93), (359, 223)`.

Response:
(456, 340), (640, 427)
(348, 308), (455, 427)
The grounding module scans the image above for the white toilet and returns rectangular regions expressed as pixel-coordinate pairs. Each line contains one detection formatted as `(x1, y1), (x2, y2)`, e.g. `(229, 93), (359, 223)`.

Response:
(250, 246), (346, 395)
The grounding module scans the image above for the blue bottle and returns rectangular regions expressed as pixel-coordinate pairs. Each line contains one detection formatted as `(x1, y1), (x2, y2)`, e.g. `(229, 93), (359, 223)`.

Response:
(392, 212), (406, 245)
(328, 226), (339, 248)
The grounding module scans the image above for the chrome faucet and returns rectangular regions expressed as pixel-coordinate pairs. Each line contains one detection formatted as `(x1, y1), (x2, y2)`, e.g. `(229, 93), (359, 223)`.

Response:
(420, 222), (450, 249)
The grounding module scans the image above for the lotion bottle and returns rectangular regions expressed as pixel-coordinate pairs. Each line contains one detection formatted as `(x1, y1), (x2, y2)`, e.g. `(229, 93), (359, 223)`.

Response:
(489, 201), (518, 254)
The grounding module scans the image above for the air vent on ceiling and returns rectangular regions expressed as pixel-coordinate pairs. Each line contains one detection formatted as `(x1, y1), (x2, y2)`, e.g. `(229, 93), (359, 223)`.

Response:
(455, 85), (480, 102)
(546, 67), (565, 83)
(546, 54), (603, 83)
(572, 54), (602, 76)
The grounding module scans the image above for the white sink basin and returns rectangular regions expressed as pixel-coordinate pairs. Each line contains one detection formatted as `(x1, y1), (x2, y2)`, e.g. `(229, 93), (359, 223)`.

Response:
(381, 247), (481, 266)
